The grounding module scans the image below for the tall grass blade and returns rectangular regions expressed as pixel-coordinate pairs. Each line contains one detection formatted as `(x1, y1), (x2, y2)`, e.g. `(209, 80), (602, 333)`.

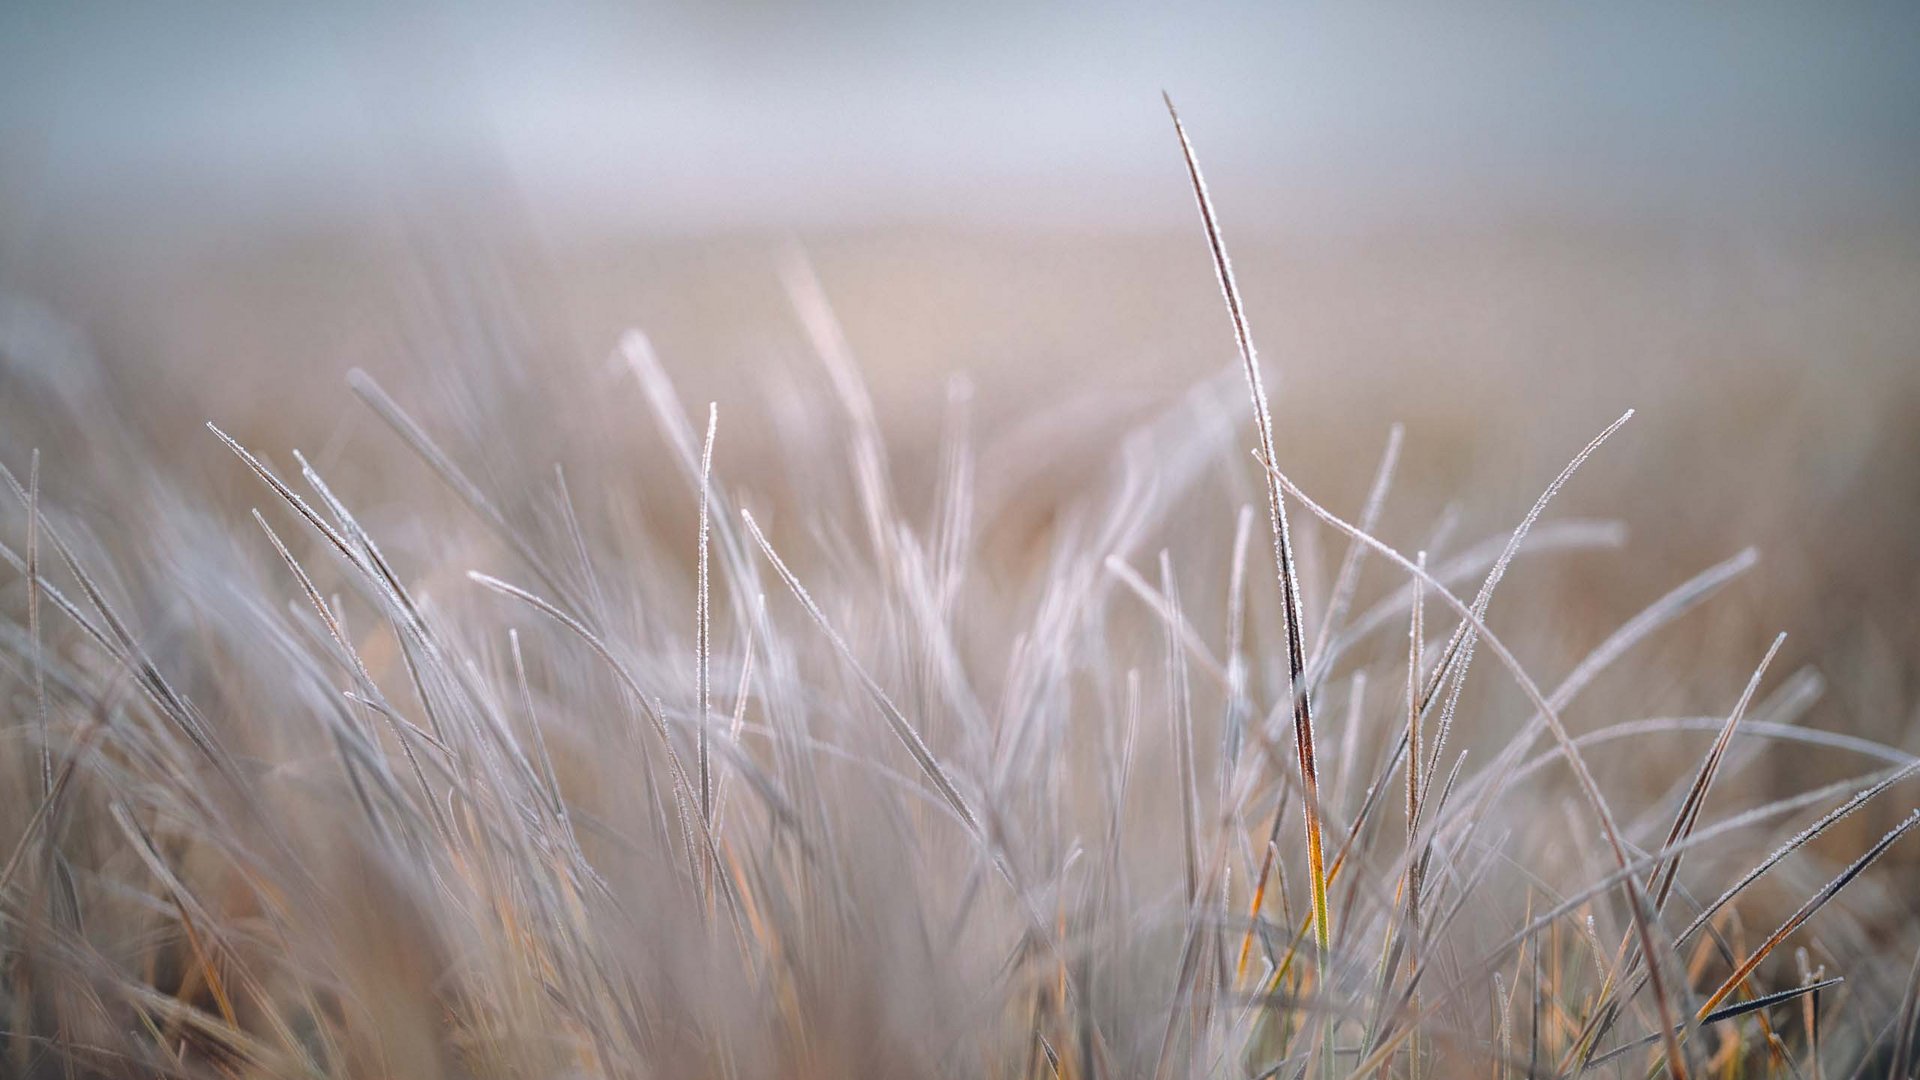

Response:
(1166, 91), (1332, 998)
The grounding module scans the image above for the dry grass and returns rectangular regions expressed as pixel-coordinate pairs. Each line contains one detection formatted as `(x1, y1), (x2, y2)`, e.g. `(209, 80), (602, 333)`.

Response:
(0, 114), (1915, 1079)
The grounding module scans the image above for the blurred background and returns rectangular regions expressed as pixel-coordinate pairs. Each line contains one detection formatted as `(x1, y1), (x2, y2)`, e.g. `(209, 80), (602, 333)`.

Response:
(1, 2), (1917, 806)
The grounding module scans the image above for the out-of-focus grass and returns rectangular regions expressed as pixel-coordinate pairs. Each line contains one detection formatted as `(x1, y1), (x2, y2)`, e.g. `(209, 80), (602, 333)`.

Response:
(29, 216), (1920, 724)
(0, 195), (1916, 1076)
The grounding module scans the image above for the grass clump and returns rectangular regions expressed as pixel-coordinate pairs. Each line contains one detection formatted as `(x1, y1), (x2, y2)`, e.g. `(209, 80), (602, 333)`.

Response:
(0, 107), (1912, 1080)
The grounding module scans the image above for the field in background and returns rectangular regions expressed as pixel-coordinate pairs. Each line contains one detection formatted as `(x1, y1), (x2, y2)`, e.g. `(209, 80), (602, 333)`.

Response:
(20, 217), (1919, 728)
(1, 211), (1917, 1074)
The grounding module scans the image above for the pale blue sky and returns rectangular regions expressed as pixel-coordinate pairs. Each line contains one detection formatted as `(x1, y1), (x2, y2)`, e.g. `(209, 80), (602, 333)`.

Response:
(3, 2), (1918, 235)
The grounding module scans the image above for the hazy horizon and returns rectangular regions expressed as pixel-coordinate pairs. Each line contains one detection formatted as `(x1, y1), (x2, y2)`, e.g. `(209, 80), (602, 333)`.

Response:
(5, 1), (1920, 245)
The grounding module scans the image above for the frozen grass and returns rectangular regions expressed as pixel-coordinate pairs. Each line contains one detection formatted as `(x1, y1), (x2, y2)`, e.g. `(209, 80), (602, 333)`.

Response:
(0, 111), (1914, 1079)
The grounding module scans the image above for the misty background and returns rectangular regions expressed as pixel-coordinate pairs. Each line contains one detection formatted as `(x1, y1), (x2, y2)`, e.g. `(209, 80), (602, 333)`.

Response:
(1, 2), (1918, 760)
(4, 2), (1919, 237)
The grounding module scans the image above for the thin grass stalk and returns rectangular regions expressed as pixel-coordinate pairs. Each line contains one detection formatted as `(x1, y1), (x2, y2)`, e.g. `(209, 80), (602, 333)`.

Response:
(1164, 95), (1333, 1025)
(697, 403), (717, 834)
(1405, 552), (1426, 1080)
(27, 450), (49, 802)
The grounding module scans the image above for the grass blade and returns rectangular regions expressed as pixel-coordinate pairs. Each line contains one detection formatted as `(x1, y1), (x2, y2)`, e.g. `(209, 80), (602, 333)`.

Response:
(1166, 91), (1332, 992)
(1695, 809), (1920, 1020)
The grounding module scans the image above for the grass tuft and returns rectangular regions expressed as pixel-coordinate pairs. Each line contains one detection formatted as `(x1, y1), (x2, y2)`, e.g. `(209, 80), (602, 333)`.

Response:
(0, 104), (1909, 1080)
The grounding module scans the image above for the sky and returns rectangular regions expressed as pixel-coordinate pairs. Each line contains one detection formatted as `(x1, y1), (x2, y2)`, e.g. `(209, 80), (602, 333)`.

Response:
(3, 1), (1919, 237)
